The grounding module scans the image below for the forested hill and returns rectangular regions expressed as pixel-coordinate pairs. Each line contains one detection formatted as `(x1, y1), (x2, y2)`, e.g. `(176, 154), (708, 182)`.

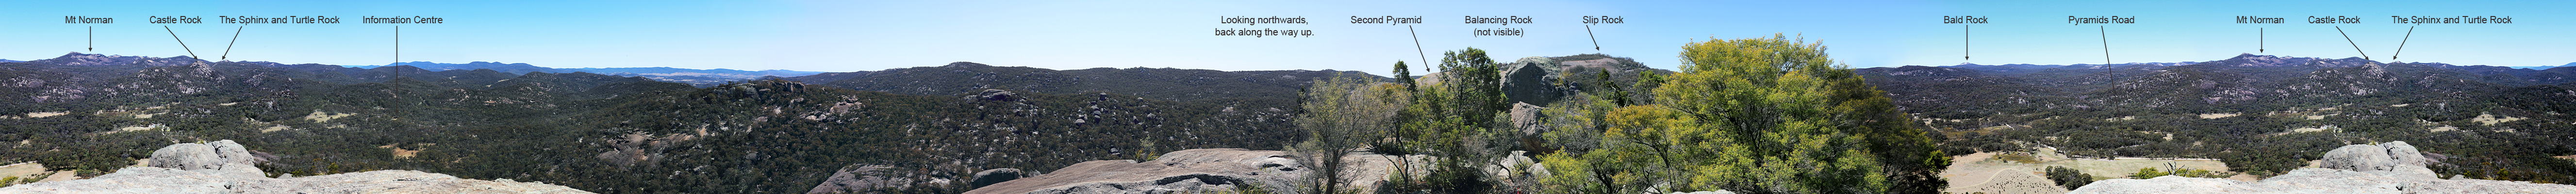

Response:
(1859, 53), (2576, 183)
(0, 52), (1343, 194)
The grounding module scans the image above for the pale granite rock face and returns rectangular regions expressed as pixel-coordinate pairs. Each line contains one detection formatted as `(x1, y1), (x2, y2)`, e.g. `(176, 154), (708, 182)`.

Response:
(2068, 141), (2576, 194)
(2071, 168), (2576, 194)
(0, 140), (594, 194)
(963, 148), (1306, 194)
(808, 165), (949, 194)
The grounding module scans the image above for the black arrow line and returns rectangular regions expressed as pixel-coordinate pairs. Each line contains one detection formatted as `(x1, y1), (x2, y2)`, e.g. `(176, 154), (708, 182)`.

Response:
(222, 26), (242, 61)
(395, 26), (400, 81)
(88, 26), (93, 51)
(164, 26), (200, 63)
(2100, 26), (2110, 67)
(2393, 26), (2414, 60)
(2260, 28), (2264, 52)
(2336, 26), (2369, 60)
(1585, 25), (1600, 50)
(1410, 25), (1428, 71)
(1965, 25), (1971, 60)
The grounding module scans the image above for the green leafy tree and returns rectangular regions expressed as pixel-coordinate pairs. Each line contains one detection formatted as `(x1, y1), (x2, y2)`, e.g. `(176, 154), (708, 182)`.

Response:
(1594, 69), (1633, 106)
(1632, 71), (1666, 105)
(1437, 48), (1507, 129)
(1540, 104), (1683, 194)
(1378, 48), (1515, 194)
(1546, 34), (1945, 194)
(2045, 166), (2095, 190)
(1661, 34), (1886, 193)
(1293, 73), (1406, 194)
(1394, 61), (1416, 92)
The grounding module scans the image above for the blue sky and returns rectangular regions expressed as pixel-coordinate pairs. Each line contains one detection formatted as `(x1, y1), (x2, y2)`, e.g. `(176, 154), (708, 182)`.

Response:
(3, 0), (2568, 76)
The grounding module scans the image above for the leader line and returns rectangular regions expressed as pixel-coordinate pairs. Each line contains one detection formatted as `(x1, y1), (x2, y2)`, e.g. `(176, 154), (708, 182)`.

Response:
(2336, 26), (2369, 60)
(1585, 25), (1601, 50)
(2393, 26), (2414, 60)
(164, 26), (200, 63)
(222, 26), (243, 61)
(1410, 25), (1428, 71)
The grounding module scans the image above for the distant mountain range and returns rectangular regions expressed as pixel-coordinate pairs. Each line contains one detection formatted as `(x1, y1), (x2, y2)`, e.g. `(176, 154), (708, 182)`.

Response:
(15, 52), (227, 66)
(1856, 53), (2576, 181)
(349, 61), (824, 86)
(2503, 62), (2576, 69)
(9, 52), (824, 87)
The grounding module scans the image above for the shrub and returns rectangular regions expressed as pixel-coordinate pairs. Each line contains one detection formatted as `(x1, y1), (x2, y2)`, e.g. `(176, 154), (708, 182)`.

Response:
(2043, 166), (2093, 190)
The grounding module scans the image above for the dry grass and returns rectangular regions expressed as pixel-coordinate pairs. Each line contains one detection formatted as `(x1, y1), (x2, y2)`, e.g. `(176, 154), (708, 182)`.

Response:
(2474, 113), (2526, 126)
(23, 112), (65, 118)
(1995, 153), (2042, 163)
(380, 144), (423, 159)
(304, 111), (356, 122)
(1943, 152), (2071, 194)
(0, 162), (77, 183)
(1944, 151), (2247, 194)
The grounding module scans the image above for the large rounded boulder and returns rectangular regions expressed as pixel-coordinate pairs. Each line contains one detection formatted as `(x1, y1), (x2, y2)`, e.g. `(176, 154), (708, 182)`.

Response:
(148, 143), (224, 170)
(2319, 144), (2396, 172)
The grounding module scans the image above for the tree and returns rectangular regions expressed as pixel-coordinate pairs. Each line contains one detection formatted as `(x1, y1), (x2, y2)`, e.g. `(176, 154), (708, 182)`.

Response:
(2044, 166), (2094, 190)
(1293, 73), (1405, 194)
(1539, 104), (1684, 194)
(1394, 61), (1416, 92)
(1437, 48), (1506, 129)
(1594, 69), (1632, 106)
(1632, 71), (1666, 105)
(1378, 48), (1515, 194)
(1546, 34), (1944, 194)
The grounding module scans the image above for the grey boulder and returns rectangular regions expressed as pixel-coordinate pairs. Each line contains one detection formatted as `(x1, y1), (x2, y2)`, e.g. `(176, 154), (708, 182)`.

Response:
(143, 140), (263, 178)
(1500, 57), (1568, 106)
(2319, 144), (2398, 172)
(148, 143), (223, 171)
(2316, 141), (2439, 179)
(963, 148), (1305, 194)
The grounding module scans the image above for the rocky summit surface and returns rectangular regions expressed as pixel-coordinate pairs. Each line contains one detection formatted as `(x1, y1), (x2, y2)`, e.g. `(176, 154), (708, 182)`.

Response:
(963, 148), (1306, 194)
(807, 164), (949, 194)
(2067, 141), (2576, 194)
(0, 140), (591, 194)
